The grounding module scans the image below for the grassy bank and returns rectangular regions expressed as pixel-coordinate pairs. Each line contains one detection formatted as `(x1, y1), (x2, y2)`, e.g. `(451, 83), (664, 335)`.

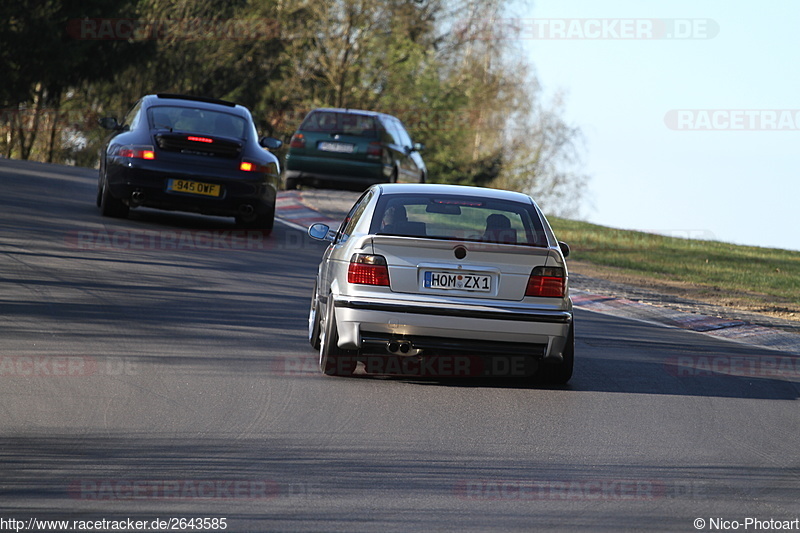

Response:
(548, 217), (800, 314)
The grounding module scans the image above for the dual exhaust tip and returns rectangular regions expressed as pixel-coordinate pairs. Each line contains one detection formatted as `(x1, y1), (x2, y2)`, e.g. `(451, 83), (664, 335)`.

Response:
(131, 189), (145, 205)
(386, 340), (414, 355)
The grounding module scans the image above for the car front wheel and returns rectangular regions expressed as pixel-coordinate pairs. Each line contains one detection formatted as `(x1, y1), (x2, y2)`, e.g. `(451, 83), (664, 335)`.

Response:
(308, 282), (321, 350)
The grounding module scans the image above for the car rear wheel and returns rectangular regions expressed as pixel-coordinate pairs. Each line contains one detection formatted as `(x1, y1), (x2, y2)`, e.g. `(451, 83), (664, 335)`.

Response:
(236, 203), (275, 234)
(99, 175), (129, 218)
(319, 299), (355, 376)
(537, 324), (574, 385)
(96, 173), (102, 207)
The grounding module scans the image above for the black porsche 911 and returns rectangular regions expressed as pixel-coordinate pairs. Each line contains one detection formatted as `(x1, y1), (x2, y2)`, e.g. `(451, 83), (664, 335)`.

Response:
(97, 93), (283, 231)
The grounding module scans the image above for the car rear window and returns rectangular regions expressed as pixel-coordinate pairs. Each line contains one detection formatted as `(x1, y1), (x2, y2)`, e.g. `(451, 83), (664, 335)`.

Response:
(299, 111), (379, 139)
(147, 106), (248, 139)
(370, 194), (548, 247)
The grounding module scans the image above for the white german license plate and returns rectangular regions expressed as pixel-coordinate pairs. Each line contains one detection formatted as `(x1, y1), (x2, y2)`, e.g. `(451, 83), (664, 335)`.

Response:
(423, 271), (492, 292)
(318, 141), (355, 153)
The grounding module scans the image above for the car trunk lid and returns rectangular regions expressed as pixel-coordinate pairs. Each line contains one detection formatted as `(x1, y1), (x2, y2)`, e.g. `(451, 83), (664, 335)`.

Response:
(299, 131), (379, 162)
(369, 235), (562, 302)
(154, 132), (243, 159)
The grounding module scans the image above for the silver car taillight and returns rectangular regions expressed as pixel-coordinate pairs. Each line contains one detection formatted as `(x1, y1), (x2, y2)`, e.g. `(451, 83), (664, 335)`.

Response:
(347, 254), (390, 286)
(525, 266), (565, 297)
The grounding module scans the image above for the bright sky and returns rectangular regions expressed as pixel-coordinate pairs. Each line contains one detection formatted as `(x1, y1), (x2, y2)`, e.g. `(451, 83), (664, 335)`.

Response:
(513, 0), (800, 251)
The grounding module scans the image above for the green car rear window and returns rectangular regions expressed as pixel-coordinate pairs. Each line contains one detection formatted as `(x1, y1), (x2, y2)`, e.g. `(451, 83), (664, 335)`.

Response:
(300, 111), (379, 139)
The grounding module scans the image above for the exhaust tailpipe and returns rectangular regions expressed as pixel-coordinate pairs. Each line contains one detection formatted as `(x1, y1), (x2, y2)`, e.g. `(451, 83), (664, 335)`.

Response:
(131, 189), (145, 206)
(386, 340), (414, 355)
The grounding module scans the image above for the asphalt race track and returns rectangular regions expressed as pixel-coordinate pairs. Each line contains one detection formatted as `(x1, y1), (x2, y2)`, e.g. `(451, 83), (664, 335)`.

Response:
(1, 159), (799, 532)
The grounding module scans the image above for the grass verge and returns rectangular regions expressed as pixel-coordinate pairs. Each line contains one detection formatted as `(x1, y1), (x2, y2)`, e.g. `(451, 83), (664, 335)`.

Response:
(549, 217), (800, 320)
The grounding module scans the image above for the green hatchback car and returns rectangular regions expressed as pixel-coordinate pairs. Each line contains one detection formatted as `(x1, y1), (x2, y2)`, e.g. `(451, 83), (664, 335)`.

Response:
(284, 108), (426, 190)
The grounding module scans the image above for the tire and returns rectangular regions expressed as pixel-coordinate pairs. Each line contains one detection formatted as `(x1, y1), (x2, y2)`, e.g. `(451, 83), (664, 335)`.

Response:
(285, 177), (298, 190)
(319, 298), (356, 376)
(237, 202), (275, 235)
(537, 324), (574, 385)
(99, 174), (129, 218)
(308, 282), (321, 350)
(97, 165), (104, 207)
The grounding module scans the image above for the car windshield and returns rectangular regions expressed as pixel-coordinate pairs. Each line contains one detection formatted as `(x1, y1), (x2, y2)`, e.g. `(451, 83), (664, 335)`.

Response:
(147, 106), (248, 139)
(370, 194), (548, 247)
(300, 111), (379, 138)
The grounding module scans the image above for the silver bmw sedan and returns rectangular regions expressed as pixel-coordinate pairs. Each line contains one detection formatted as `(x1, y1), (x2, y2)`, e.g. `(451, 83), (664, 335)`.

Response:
(307, 183), (574, 384)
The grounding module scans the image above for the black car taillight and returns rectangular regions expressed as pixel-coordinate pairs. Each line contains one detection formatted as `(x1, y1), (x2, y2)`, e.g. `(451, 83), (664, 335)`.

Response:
(289, 133), (305, 148)
(240, 160), (278, 175)
(348, 254), (390, 286)
(117, 145), (155, 160)
(525, 266), (565, 298)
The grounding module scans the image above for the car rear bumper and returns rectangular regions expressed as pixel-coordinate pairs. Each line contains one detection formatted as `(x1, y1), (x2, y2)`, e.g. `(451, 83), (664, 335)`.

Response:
(106, 161), (278, 217)
(286, 153), (386, 174)
(284, 154), (390, 186)
(331, 295), (573, 361)
(285, 170), (384, 188)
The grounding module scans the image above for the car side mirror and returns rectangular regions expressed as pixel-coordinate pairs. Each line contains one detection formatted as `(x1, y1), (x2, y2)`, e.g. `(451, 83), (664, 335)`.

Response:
(99, 117), (120, 130)
(308, 223), (335, 242)
(412, 142), (425, 152)
(260, 137), (283, 150)
(558, 241), (570, 258)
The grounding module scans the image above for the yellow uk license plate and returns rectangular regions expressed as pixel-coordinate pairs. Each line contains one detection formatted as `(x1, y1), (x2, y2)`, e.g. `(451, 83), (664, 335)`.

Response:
(167, 179), (221, 197)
